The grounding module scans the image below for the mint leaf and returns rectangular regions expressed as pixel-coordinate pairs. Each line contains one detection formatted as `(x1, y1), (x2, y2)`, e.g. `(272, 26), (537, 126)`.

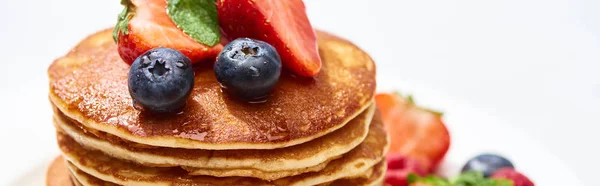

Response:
(408, 173), (452, 186)
(167, 0), (220, 46)
(408, 172), (513, 186)
(113, 0), (134, 42)
(453, 171), (514, 186)
(453, 171), (485, 185)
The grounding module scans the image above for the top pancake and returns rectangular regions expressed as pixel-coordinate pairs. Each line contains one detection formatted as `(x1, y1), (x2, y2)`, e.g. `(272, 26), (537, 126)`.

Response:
(48, 28), (376, 149)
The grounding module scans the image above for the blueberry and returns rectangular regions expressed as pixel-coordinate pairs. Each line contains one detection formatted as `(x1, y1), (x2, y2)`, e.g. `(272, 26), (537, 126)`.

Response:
(461, 153), (515, 177)
(128, 47), (194, 113)
(214, 38), (282, 101)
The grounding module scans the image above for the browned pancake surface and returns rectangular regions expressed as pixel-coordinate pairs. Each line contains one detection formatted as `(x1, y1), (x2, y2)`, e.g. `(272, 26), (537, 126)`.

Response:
(65, 161), (385, 186)
(46, 156), (74, 186)
(53, 105), (374, 173)
(57, 115), (389, 186)
(328, 161), (386, 186)
(48, 29), (376, 149)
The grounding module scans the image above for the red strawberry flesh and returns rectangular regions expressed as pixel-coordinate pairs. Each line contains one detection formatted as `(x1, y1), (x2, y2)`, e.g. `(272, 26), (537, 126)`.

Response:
(491, 168), (535, 186)
(217, 0), (322, 77)
(385, 153), (427, 186)
(117, 0), (223, 64)
(375, 93), (451, 172)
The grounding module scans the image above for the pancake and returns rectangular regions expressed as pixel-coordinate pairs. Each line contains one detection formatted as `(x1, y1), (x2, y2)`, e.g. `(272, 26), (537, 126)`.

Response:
(57, 116), (389, 186)
(182, 160), (331, 181)
(53, 105), (374, 176)
(65, 161), (385, 186)
(70, 166), (118, 186)
(67, 162), (119, 186)
(46, 156), (74, 186)
(48, 28), (377, 150)
(327, 161), (386, 186)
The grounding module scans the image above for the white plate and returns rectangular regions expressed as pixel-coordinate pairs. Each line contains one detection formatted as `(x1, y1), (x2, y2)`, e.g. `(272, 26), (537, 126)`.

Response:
(1, 0), (597, 185)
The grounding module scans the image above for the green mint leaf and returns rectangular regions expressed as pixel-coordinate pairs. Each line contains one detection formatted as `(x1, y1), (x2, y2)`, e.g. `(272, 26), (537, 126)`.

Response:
(407, 173), (420, 183)
(408, 172), (514, 186)
(453, 171), (485, 186)
(408, 173), (452, 186)
(453, 171), (514, 186)
(167, 0), (220, 46)
(113, 0), (134, 42)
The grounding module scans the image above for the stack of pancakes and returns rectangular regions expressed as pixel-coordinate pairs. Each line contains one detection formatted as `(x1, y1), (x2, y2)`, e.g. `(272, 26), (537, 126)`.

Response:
(46, 29), (387, 186)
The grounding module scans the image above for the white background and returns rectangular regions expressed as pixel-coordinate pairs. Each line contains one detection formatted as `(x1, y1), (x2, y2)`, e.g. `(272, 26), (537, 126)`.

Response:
(0, 0), (598, 185)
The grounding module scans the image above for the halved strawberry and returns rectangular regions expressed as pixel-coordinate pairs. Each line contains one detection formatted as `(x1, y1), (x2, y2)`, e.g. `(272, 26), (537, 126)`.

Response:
(217, 0), (322, 77)
(375, 93), (451, 172)
(115, 0), (223, 65)
(385, 154), (427, 186)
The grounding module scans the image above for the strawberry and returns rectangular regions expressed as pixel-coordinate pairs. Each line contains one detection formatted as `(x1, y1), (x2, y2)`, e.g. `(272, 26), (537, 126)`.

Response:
(375, 93), (451, 172)
(385, 154), (427, 186)
(115, 0), (223, 65)
(217, 0), (322, 77)
(491, 168), (535, 186)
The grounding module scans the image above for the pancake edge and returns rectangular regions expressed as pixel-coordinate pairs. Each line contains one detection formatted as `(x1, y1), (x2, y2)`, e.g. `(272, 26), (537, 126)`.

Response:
(49, 93), (373, 150)
(57, 118), (390, 186)
(53, 104), (375, 172)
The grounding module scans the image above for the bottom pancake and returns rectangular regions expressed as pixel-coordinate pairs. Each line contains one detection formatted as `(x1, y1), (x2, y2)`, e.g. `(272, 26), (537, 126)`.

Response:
(46, 156), (74, 186)
(65, 161), (386, 186)
(57, 115), (389, 186)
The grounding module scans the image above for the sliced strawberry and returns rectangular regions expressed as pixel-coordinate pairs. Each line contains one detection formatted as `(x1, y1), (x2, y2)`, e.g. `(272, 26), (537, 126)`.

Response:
(116, 0), (223, 65)
(217, 0), (322, 77)
(375, 93), (451, 172)
(385, 153), (427, 186)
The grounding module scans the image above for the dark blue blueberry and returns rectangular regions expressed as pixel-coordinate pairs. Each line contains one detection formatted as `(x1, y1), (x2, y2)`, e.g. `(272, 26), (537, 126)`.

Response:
(461, 153), (515, 177)
(214, 38), (282, 101)
(128, 47), (194, 113)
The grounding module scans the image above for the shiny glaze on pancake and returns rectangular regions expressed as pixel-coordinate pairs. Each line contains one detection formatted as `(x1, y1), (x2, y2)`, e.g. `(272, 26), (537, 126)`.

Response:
(48, 29), (376, 150)
(53, 105), (374, 173)
(46, 156), (74, 186)
(56, 116), (389, 186)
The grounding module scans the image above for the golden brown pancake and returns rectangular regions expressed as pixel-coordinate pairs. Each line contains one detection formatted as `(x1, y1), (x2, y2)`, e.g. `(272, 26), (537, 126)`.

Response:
(65, 161), (385, 186)
(48, 28), (376, 150)
(327, 161), (386, 186)
(66, 162), (119, 186)
(57, 116), (389, 186)
(46, 156), (74, 186)
(53, 105), (374, 177)
(182, 160), (331, 181)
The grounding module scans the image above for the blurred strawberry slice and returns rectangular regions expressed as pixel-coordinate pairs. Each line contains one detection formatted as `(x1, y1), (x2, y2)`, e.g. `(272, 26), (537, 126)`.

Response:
(385, 153), (427, 186)
(116, 0), (223, 65)
(217, 0), (322, 77)
(375, 93), (451, 172)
